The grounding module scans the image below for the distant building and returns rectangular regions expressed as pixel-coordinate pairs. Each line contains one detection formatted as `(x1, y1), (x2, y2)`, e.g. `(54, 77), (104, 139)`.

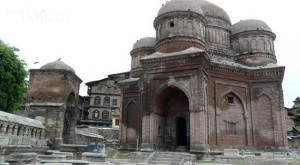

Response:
(81, 72), (129, 128)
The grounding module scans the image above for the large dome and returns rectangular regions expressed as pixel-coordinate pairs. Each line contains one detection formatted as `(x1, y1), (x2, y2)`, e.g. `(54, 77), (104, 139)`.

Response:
(157, 0), (204, 17)
(199, 0), (231, 23)
(132, 37), (156, 50)
(40, 60), (75, 73)
(231, 19), (272, 35)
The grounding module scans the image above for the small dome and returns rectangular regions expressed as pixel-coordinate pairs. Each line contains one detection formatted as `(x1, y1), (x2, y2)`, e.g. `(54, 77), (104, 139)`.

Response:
(231, 19), (272, 35)
(40, 60), (75, 73)
(199, 0), (231, 23)
(132, 37), (156, 50)
(157, 0), (204, 17)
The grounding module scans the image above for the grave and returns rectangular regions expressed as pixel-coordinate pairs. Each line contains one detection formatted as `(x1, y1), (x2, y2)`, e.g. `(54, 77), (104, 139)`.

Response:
(5, 153), (41, 165)
(82, 142), (106, 162)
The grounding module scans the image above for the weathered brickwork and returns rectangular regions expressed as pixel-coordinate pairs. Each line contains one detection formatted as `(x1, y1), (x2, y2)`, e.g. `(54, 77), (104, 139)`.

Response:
(118, 0), (287, 152)
(25, 60), (82, 149)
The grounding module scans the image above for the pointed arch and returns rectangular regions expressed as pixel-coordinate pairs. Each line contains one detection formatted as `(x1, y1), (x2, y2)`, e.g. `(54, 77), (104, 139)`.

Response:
(217, 90), (246, 112)
(242, 39), (249, 53)
(256, 37), (265, 52)
(254, 94), (275, 146)
(217, 90), (247, 145)
(155, 82), (192, 114)
(126, 101), (139, 143)
(251, 39), (257, 52)
(235, 42), (240, 53)
(64, 91), (78, 144)
(156, 82), (192, 104)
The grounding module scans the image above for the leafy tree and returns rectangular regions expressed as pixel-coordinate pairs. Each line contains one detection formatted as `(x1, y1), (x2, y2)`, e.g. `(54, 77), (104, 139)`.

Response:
(292, 105), (300, 126)
(0, 40), (28, 113)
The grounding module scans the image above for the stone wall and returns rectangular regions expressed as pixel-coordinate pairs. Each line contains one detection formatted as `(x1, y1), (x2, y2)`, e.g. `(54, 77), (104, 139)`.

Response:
(0, 111), (48, 161)
(76, 127), (118, 147)
(24, 102), (66, 149)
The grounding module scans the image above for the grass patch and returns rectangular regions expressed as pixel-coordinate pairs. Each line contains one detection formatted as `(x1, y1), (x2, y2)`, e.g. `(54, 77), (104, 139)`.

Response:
(106, 149), (118, 158)
(116, 151), (128, 159)
(106, 149), (129, 159)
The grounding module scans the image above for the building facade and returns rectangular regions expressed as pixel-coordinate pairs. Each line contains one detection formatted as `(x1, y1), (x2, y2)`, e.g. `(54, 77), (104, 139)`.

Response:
(119, 0), (288, 152)
(82, 72), (129, 128)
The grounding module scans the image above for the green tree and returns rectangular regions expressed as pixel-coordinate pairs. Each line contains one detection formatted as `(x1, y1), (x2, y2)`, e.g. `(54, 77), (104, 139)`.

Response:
(292, 105), (300, 126)
(0, 40), (28, 113)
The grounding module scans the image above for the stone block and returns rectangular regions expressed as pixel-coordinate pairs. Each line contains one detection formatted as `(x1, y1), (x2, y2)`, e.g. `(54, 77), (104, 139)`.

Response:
(61, 160), (89, 165)
(223, 149), (240, 156)
(5, 152), (41, 165)
(44, 163), (72, 165)
(87, 142), (105, 153)
(82, 152), (106, 162)
(38, 154), (66, 161)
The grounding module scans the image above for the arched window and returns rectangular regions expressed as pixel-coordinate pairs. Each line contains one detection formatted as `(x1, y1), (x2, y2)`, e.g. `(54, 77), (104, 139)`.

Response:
(102, 110), (109, 119)
(93, 110), (99, 118)
(169, 21), (174, 28)
(94, 96), (101, 105)
(103, 96), (110, 106)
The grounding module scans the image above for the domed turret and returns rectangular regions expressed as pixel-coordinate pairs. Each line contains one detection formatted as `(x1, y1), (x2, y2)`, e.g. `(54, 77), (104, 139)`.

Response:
(199, 0), (231, 49)
(130, 37), (156, 78)
(40, 60), (76, 73)
(154, 0), (207, 53)
(230, 19), (276, 66)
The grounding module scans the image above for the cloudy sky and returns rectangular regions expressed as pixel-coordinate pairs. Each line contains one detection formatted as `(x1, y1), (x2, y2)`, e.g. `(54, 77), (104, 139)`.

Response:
(0, 0), (299, 107)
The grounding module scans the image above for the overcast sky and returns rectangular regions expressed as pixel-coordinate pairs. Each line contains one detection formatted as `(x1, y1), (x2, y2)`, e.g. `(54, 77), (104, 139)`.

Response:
(0, 0), (299, 108)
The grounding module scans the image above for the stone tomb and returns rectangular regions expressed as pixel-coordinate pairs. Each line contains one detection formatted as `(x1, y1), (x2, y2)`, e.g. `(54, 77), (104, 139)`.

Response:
(82, 142), (106, 162)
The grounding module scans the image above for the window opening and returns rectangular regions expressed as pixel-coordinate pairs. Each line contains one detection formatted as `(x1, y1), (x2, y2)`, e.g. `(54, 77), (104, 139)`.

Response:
(227, 95), (234, 104)
(170, 21), (174, 28)
(102, 110), (109, 119)
(227, 123), (237, 135)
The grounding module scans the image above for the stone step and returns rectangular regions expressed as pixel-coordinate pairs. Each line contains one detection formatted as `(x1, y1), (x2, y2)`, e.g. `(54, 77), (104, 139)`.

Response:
(147, 152), (196, 165)
(149, 160), (180, 165)
(154, 155), (185, 159)
(151, 157), (183, 161)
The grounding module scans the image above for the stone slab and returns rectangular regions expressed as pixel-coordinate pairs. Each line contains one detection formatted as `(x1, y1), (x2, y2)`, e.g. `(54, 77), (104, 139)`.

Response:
(223, 149), (240, 156)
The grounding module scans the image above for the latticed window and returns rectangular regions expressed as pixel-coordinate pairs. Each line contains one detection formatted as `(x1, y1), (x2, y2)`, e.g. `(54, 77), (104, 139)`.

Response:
(227, 123), (237, 135)
(103, 96), (110, 106)
(102, 110), (109, 119)
(94, 96), (101, 105)
(112, 99), (117, 105)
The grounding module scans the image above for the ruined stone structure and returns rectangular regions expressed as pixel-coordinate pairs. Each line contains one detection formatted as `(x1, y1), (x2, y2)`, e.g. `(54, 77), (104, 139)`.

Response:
(83, 72), (129, 128)
(0, 111), (47, 162)
(119, 0), (287, 152)
(25, 60), (82, 149)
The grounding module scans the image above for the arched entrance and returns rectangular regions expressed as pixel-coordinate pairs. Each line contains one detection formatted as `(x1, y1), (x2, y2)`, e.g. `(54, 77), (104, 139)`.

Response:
(63, 92), (78, 144)
(156, 86), (190, 151)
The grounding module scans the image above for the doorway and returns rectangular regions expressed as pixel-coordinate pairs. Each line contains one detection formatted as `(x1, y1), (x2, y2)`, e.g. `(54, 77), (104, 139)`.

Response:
(176, 117), (187, 146)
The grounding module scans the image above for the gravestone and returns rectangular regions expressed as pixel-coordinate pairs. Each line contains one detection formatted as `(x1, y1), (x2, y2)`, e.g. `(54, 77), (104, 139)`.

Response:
(5, 153), (41, 165)
(82, 142), (106, 162)
(87, 142), (105, 153)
